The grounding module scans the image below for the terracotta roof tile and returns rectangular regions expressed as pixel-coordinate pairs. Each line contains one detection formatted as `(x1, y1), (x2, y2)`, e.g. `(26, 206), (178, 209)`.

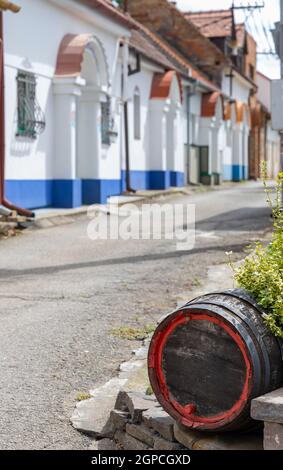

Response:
(129, 19), (221, 93)
(126, 0), (225, 81)
(78, 0), (135, 29)
(129, 29), (176, 71)
(185, 10), (233, 38)
(185, 10), (246, 47)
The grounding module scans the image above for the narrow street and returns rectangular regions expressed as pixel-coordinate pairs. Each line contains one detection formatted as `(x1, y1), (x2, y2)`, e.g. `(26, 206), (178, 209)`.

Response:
(0, 181), (271, 449)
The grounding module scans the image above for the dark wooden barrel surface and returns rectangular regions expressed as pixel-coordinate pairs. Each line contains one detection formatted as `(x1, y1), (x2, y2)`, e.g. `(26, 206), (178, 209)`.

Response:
(148, 289), (283, 432)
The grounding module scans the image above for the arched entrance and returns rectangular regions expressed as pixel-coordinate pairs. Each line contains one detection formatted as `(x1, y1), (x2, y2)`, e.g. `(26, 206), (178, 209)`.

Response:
(149, 71), (183, 189)
(232, 101), (250, 181)
(200, 92), (224, 185)
(53, 34), (109, 207)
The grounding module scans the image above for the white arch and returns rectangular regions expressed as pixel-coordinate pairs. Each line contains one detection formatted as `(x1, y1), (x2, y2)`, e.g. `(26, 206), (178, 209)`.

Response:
(82, 35), (110, 91)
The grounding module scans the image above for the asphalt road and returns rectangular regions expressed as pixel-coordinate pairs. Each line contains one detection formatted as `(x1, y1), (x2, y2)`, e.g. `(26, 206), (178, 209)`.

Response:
(0, 181), (272, 449)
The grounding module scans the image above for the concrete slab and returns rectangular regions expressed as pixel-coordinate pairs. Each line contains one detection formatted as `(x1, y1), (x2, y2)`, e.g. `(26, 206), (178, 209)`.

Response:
(251, 388), (283, 424)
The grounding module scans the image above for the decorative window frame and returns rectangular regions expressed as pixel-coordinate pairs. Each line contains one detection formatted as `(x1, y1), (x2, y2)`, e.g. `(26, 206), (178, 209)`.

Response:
(16, 70), (45, 139)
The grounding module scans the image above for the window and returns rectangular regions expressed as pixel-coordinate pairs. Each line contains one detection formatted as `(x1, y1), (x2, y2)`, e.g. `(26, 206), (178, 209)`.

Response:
(101, 96), (111, 146)
(133, 88), (141, 140)
(17, 71), (36, 138)
(16, 70), (45, 138)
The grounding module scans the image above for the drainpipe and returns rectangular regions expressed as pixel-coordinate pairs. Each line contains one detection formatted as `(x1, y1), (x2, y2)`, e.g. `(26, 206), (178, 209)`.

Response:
(121, 36), (141, 193)
(121, 0), (134, 193)
(0, 5), (34, 217)
(186, 80), (197, 184)
(186, 90), (190, 184)
(121, 37), (133, 193)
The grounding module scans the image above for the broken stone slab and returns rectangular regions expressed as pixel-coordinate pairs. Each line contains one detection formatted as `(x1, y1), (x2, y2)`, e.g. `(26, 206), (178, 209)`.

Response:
(119, 359), (145, 374)
(71, 377), (127, 437)
(174, 423), (263, 450)
(115, 430), (150, 450)
(143, 407), (175, 441)
(126, 423), (155, 447)
(71, 396), (115, 438)
(154, 436), (183, 451)
(251, 388), (283, 424)
(89, 378), (128, 398)
(115, 391), (157, 423)
(132, 346), (148, 360)
(110, 410), (130, 431)
(88, 438), (117, 450)
(121, 359), (150, 393)
(263, 422), (283, 450)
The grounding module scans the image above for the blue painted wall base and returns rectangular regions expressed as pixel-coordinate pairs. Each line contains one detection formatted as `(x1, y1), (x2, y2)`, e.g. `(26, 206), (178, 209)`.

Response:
(5, 178), (121, 209)
(5, 180), (53, 209)
(6, 171), (186, 209)
(223, 165), (248, 182)
(170, 171), (185, 187)
(82, 179), (121, 205)
(53, 180), (82, 208)
(121, 170), (184, 191)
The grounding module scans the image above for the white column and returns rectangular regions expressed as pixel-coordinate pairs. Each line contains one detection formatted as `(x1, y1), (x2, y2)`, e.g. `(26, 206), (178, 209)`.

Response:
(166, 106), (176, 172)
(174, 105), (184, 173)
(53, 78), (85, 179)
(77, 88), (103, 179)
(149, 100), (168, 171)
(242, 125), (249, 180)
(232, 124), (243, 181)
(199, 117), (213, 184)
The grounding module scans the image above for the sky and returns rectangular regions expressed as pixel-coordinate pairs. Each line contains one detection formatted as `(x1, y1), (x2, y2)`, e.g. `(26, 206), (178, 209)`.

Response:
(176, 0), (281, 79)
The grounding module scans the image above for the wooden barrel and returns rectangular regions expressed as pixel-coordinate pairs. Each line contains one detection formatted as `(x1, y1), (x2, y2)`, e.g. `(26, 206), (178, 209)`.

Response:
(148, 289), (283, 432)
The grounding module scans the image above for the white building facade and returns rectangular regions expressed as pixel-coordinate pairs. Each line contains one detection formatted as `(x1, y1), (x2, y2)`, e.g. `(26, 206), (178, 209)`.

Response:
(4, 0), (131, 208)
(3, 1), (264, 211)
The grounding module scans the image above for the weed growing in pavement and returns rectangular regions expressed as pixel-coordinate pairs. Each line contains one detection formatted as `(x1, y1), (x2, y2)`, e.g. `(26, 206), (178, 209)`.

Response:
(76, 392), (93, 401)
(232, 169), (283, 338)
(110, 324), (155, 341)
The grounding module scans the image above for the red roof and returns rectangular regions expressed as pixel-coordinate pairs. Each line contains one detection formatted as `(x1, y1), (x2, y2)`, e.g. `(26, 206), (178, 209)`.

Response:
(78, 0), (134, 29)
(185, 10), (246, 47)
(129, 19), (220, 93)
(185, 10), (233, 38)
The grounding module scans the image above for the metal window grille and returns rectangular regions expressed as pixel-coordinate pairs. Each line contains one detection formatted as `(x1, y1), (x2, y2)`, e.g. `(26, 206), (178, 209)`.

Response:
(101, 97), (111, 146)
(16, 71), (45, 138)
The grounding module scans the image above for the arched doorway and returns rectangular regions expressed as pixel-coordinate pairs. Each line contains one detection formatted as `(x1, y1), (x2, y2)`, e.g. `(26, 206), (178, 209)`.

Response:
(232, 101), (250, 181)
(200, 91), (224, 185)
(149, 71), (183, 189)
(53, 34), (109, 207)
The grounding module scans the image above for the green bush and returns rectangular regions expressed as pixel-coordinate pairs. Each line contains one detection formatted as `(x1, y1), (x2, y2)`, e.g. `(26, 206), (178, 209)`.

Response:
(233, 171), (283, 338)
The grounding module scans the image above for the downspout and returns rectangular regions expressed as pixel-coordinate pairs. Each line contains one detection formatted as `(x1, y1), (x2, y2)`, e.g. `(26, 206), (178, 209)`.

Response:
(121, 37), (135, 193)
(0, 5), (34, 217)
(121, 0), (135, 193)
(186, 90), (190, 185)
(121, 35), (141, 193)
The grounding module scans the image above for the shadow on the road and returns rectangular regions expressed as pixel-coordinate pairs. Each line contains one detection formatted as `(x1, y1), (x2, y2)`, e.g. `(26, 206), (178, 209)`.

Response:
(0, 242), (247, 279)
(194, 207), (271, 232)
